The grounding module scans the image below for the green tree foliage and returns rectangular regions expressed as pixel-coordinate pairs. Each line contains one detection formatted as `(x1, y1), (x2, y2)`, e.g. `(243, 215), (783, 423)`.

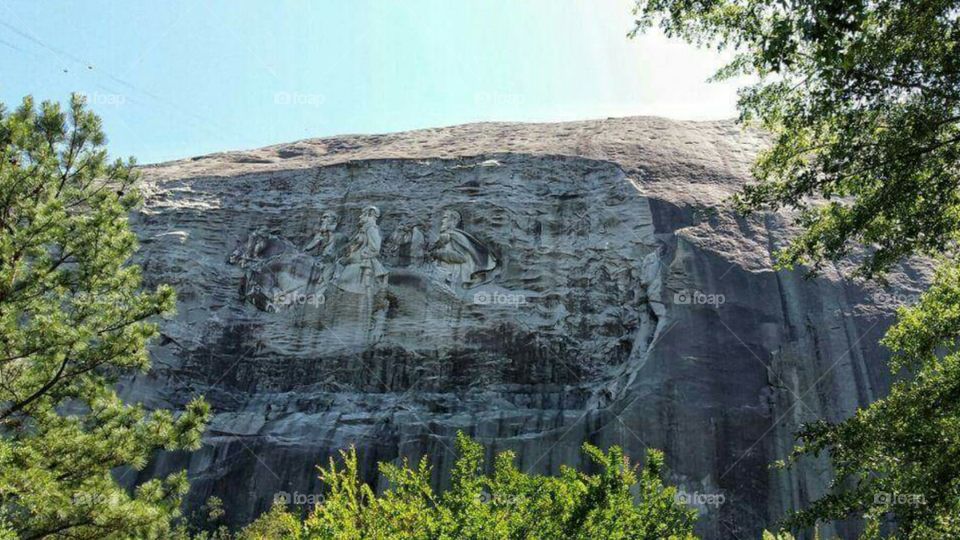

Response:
(240, 433), (697, 539)
(0, 95), (210, 539)
(631, 1), (960, 537)
(632, 0), (960, 279)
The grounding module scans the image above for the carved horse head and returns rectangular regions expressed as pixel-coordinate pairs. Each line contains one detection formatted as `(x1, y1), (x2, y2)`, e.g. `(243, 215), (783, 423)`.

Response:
(227, 229), (295, 267)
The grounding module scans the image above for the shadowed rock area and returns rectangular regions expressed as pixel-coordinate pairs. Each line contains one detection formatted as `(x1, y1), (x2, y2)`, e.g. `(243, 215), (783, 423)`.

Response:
(119, 117), (930, 539)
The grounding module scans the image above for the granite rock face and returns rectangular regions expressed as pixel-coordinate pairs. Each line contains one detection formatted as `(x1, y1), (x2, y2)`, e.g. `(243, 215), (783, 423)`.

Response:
(120, 117), (929, 539)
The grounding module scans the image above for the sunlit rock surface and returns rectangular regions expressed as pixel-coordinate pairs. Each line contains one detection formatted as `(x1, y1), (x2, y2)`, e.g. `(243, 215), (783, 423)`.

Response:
(120, 117), (929, 539)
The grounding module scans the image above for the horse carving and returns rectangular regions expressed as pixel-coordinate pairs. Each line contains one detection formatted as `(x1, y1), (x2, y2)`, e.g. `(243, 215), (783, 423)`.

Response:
(228, 229), (321, 312)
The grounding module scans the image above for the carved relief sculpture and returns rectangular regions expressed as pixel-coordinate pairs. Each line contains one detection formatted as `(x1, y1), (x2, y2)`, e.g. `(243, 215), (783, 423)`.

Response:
(228, 229), (315, 312)
(230, 206), (500, 314)
(385, 220), (426, 266)
(303, 210), (343, 260)
(334, 205), (389, 294)
(430, 209), (498, 288)
(303, 210), (344, 290)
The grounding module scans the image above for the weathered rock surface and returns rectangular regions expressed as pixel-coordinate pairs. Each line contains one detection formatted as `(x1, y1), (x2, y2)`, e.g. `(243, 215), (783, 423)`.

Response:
(119, 117), (930, 539)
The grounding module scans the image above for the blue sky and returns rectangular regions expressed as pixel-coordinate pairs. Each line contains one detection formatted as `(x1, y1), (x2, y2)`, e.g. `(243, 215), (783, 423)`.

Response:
(0, 0), (740, 164)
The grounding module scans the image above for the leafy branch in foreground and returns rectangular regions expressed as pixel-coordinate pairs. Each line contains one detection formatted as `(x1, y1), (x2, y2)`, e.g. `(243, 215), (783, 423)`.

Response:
(632, 0), (960, 280)
(0, 94), (210, 539)
(239, 433), (697, 540)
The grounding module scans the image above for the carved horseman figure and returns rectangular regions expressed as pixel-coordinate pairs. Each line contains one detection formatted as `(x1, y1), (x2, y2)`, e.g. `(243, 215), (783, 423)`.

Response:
(430, 209), (498, 288)
(303, 210), (343, 261)
(385, 220), (426, 266)
(303, 210), (344, 289)
(227, 228), (315, 312)
(334, 205), (389, 294)
(229, 227), (270, 268)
